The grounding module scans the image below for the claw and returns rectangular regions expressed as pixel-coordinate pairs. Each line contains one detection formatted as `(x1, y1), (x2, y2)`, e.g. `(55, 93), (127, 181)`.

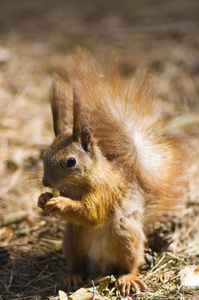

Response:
(62, 273), (83, 291)
(43, 197), (63, 214)
(117, 273), (147, 297)
(38, 192), (53, 210)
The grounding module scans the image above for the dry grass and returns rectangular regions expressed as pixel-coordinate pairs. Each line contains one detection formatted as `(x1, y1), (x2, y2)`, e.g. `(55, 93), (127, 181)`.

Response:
(0, 0), (199, 299)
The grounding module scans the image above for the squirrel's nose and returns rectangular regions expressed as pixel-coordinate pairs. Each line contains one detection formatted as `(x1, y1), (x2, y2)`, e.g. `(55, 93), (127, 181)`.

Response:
(42, 176), (53, 187)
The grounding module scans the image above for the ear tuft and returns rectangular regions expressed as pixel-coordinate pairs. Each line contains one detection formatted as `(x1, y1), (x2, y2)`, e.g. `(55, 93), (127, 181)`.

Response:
(73, 87), (81, 142)
(50, 76), (69, 136)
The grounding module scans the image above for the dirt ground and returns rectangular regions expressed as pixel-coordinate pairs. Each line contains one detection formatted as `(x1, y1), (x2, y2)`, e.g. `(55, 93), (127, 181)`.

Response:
(0, 0), (199, 299)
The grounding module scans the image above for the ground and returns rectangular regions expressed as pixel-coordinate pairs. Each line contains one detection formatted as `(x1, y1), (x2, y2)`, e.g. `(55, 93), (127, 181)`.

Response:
(0, 0), (199, 299)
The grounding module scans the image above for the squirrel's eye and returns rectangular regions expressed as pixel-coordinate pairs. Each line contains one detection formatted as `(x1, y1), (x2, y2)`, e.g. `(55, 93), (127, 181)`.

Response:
(66, 157), (76, 168)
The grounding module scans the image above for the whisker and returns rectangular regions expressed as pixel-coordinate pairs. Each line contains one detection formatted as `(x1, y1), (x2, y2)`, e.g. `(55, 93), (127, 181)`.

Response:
(25, 172), (43, 189)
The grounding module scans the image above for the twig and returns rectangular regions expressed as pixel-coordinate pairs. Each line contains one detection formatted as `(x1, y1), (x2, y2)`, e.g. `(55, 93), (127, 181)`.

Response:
(83, 275), (116, 288)
(24, 264), (49, 286)
(147, 252), (166, 274)
(0, 211), (28, 227)
(187, 201), (199, 206)
(180, 286), (199, 300)
(166, 252), (186, 263)
(7, 269), (14, 290)
(92, 280), (95, 300)
(143, 262), (168, 281)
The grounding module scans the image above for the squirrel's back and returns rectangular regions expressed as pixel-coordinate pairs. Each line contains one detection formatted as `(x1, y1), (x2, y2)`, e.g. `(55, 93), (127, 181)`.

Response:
(53, 50), (186, 223)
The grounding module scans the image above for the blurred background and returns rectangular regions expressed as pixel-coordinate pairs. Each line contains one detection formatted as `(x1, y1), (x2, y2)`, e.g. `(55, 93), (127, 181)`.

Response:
(0, 1), (199, 298)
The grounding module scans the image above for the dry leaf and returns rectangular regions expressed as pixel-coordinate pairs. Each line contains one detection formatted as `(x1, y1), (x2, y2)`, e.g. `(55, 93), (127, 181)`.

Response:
(59, 290), (68, 300)
(179, 265), (199, 290)
(68, 287), (93, 300)
(0, 227), (13, 240)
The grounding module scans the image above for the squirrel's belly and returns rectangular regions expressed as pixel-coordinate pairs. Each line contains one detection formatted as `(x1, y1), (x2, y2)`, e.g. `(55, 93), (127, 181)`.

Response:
(82, 222), (118, 274)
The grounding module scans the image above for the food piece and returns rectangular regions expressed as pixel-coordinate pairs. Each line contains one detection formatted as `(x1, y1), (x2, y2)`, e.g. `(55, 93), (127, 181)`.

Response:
(53, 189), (60, 197)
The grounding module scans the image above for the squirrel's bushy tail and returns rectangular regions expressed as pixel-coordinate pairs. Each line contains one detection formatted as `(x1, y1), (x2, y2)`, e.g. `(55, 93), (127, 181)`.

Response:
(55, 50), (186, 221)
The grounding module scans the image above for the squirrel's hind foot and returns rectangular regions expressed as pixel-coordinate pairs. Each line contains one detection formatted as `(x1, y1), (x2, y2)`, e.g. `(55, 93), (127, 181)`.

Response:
(117, 273), (147, 297)
(62, 273), (84, 291)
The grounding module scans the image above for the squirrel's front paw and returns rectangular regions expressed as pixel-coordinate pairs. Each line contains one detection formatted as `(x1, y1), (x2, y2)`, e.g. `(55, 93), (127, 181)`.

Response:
(38, 192), (53, 210)
(43, 197), (67, 215)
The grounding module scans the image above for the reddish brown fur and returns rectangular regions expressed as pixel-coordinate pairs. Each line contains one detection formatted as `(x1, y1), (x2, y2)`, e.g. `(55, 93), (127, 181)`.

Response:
(53, 50), (185, 219)
(38, 50), (186, 296)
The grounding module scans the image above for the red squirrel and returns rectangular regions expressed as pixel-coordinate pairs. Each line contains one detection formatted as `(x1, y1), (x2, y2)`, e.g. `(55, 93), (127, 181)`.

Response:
(38, 50), (185, 297)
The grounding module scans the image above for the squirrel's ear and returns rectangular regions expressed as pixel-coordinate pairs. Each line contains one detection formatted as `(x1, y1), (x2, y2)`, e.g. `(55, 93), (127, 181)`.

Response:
(50, 77), (69, 136)
(81, 126), (93, 152)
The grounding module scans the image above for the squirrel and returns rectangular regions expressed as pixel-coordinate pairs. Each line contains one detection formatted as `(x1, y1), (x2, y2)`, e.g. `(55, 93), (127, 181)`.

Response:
(38, 50), (185, 297)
